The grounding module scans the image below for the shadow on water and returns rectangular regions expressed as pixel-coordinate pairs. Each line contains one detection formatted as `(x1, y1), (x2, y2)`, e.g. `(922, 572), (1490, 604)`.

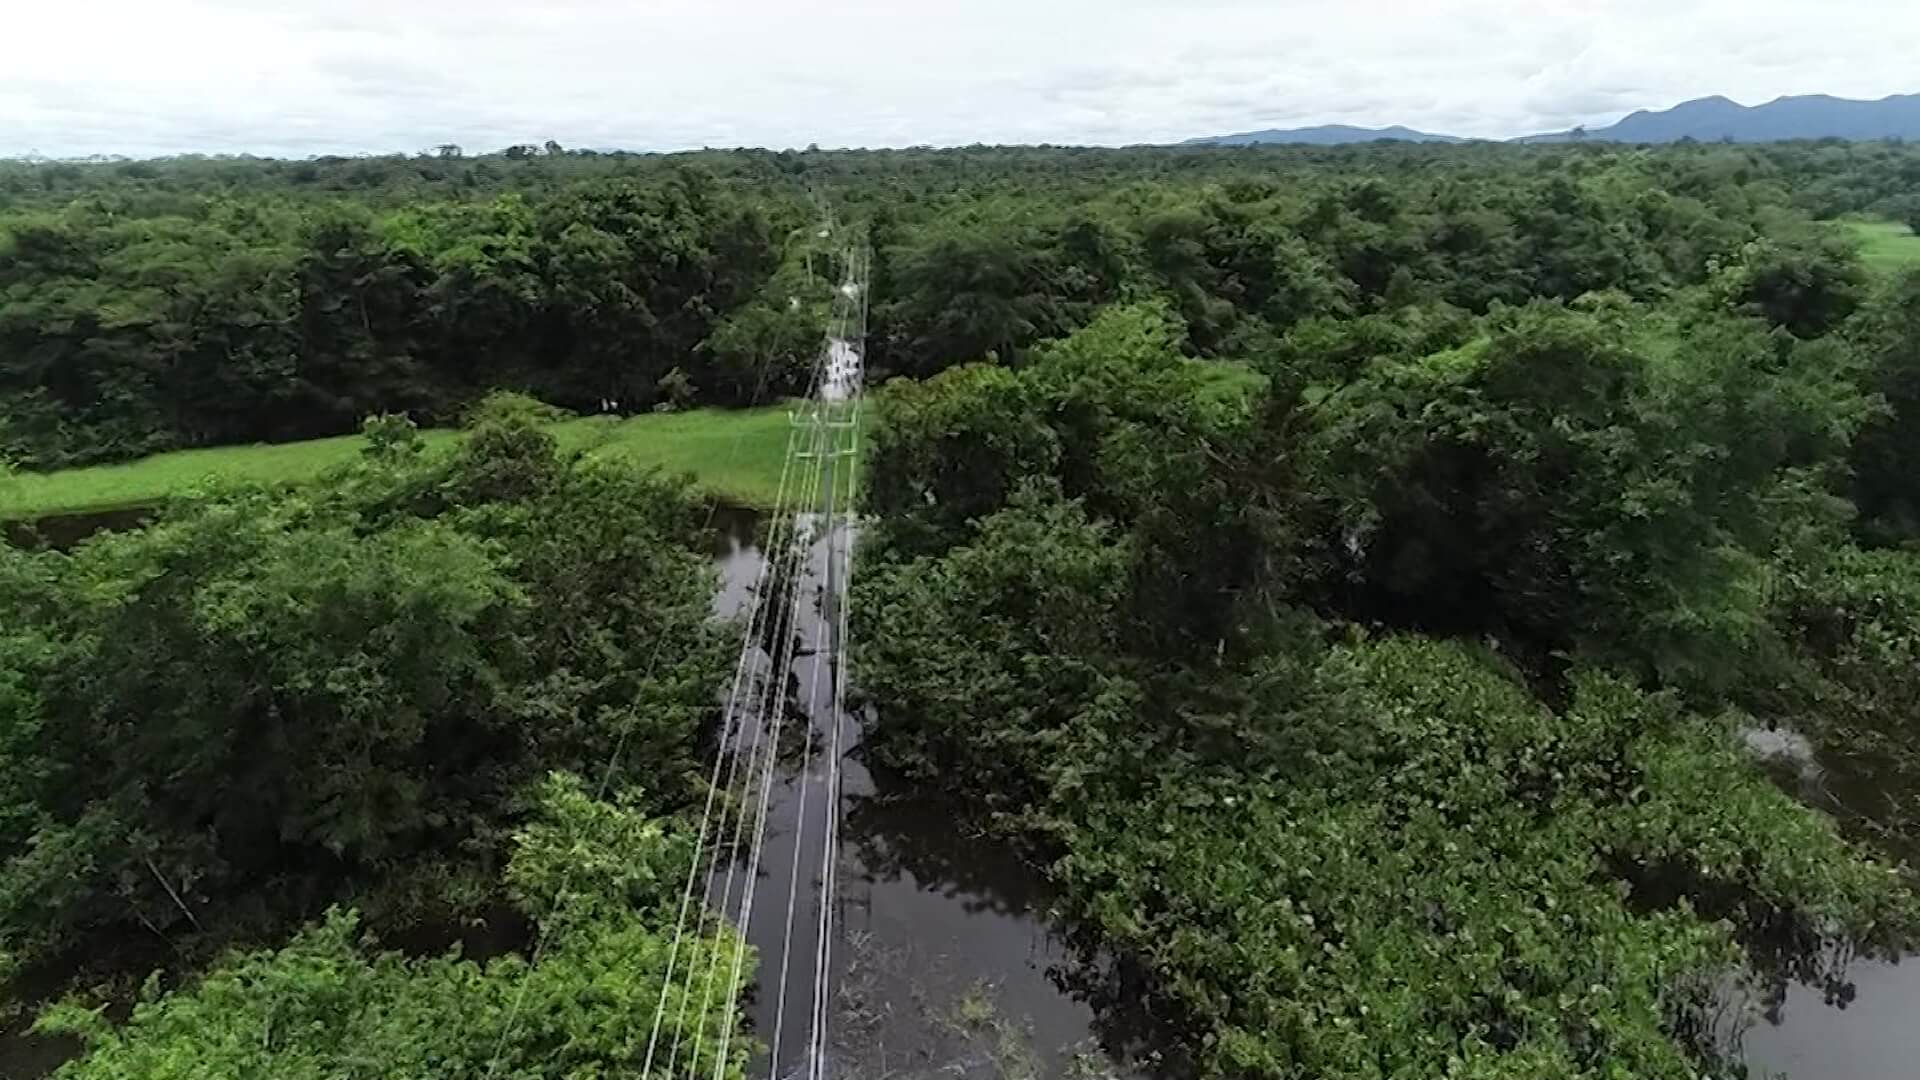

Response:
(0, 939), (120, 1080)
(835, 763), (1190, 1080)
(1730, 725), (1920, 1080)
(2, 506), (154, 551)
(708, 510), (1172, 1080)
(0, 1028), (78, 1080)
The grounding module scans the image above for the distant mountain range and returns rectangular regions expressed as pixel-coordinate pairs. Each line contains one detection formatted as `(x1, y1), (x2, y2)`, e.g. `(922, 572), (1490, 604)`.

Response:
(1184, 92), (1920, 146)
(1183, 124), (1463, 147)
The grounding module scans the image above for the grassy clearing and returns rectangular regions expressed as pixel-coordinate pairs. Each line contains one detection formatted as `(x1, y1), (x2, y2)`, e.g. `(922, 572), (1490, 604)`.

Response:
(1845, 219), (1920, 273)
(0, 404), (835, 520)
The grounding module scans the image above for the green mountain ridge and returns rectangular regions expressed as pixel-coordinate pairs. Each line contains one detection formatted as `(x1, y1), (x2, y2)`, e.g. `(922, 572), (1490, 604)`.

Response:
(1187, 91), (1920, 145)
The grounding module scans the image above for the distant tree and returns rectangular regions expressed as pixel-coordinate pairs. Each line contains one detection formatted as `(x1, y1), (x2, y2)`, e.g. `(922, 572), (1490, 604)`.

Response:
(1304, 300), (1871, 684)
(701, 298), (822, 402)
(544, 140), (565, 157)
(1711, 236), (1866, 338)
(1849, 268), (1920, 544)
(655, 366), (696, 411)
(360, 412), (423, 462)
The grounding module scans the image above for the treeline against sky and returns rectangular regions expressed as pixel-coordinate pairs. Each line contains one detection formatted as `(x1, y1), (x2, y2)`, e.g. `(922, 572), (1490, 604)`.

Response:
(3, 139), (1916, 468)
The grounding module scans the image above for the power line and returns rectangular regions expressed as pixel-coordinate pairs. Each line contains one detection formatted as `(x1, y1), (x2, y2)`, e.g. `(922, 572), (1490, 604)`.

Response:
(490, 215), (843, 1080)
(640, 417), (808, 1078)
(637, 222), (867, 1080)
(672, 378), (832, 1080)
(700, 410), (833, 1080)
(710, 231), (867, 1080)
(808, 239), (868, 1080)
(479, 357), (813, 1080)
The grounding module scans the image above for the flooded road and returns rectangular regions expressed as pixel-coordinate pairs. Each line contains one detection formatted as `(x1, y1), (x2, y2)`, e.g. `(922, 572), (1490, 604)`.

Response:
(707, 509), (1139, 1080)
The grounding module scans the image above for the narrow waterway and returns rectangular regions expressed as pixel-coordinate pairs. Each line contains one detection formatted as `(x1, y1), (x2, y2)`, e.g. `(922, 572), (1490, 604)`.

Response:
(707, 509), (1143, 1080)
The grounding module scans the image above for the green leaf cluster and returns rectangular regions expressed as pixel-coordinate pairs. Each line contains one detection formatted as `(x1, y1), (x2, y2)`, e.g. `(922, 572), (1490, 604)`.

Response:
(37, 775), (752, 1080)
(0, 404), (730, 972)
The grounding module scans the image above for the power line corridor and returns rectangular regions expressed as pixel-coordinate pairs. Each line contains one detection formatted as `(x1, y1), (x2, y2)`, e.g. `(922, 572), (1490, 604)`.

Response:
(645, 236), (870, 1080)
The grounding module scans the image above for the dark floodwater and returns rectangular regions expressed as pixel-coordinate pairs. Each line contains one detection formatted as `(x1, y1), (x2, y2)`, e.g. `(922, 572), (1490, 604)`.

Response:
(2, 506), (153, 550)
(709, 509), (1143, 1080)
(1736, 728), (1920, 1080)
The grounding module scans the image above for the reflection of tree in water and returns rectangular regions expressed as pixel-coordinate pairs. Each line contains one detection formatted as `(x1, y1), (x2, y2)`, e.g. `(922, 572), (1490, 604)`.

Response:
(835, 753), (1189, 1078)
(840, 756), (1055, 920)
(1743, 916), (1873, 1022)
(701, 505), (761, 561)
(829, 927), (1152, 1080)
(1039, 929), (1193, 1080)
(1805, 741), (1920, 868)
(701, 521), (826, 766)
(1617, 852), (1908, 1065)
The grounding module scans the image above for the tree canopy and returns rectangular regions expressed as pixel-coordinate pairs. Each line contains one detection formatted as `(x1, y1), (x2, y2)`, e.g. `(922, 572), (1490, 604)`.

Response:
(10, 139), (1920, 1080)
(851, 242), (1920, 1077)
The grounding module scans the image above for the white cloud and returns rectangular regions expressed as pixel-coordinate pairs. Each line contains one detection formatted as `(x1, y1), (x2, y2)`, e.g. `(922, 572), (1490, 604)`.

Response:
(6, 0), (1918, 156)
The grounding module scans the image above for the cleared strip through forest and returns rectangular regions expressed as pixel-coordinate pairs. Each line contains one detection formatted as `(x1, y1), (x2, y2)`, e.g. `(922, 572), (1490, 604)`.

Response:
(657, 237), (868, 1080)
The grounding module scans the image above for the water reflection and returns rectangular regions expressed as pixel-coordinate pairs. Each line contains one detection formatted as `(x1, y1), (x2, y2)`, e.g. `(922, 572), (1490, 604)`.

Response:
(1739, 956), (1920, 1080)
(840, 763), (1055, 919)
(1735, 724), (1920, 1080)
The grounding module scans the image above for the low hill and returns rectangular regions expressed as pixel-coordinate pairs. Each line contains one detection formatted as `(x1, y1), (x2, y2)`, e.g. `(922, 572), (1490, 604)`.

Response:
(1183, 124), (1465, 146)
(1187, 92), (1920, 147)
(1521, 93), (1920, 143)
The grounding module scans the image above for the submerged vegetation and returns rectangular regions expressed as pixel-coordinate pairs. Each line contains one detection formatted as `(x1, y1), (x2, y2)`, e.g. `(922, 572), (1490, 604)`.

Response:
(7, 138), (1920, 1077)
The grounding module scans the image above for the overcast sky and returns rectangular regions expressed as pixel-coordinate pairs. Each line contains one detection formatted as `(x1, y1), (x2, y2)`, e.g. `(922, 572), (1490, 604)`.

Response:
(6, 0), (1917, 158)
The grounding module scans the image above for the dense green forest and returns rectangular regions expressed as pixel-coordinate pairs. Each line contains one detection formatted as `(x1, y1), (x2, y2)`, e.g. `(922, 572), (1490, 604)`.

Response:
(6, 139), (1920, 468)
(5, 140), (1920, 1078)
(0, 400), (755, 1077)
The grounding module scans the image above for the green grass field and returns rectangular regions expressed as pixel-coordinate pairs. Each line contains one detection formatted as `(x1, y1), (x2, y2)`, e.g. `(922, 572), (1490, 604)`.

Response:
(0, 404), (838, 521)
(1845, 219), (1920, 273)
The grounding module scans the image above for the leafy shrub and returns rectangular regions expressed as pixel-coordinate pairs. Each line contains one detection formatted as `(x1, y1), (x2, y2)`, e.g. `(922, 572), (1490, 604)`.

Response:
(39, 777), (752, 1080)
(0, 416), (727, 971)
